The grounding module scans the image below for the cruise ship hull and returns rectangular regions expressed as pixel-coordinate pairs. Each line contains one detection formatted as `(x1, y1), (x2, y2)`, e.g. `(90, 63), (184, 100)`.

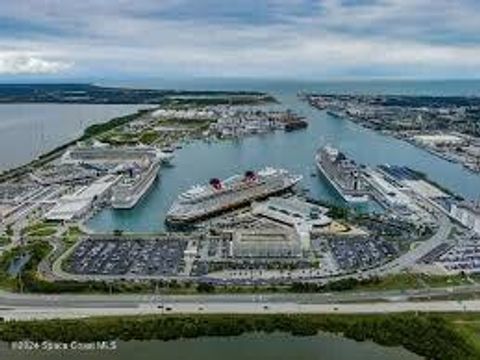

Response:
(315, 155), (369, 203)
(166, 173), (302, 224)
(111, 164), (159, 209)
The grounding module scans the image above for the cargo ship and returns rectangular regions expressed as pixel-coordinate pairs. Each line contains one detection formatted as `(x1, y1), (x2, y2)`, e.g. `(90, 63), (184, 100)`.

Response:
(284, 118), (308, 132)
(315, 146), (369, 203)
(166, 167), (302, 224)
(111, 161), (160, 209)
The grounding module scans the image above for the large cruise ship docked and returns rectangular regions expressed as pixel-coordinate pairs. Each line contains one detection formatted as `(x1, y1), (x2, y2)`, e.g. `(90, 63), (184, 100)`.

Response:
(111, 161), (160, 209)
(62, 142), (173, 165)
(166, 167), (302, 224)
(315, 146), (369, 203)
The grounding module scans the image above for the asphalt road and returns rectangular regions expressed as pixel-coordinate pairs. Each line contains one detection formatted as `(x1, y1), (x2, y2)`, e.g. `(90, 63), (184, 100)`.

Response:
(364, 212), (453, 276)
(1, 281), (479, 309)
(1, 299), (479, 321)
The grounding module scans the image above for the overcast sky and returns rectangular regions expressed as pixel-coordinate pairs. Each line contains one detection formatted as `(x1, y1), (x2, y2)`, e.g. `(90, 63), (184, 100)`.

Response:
(1, 0), (480, 80)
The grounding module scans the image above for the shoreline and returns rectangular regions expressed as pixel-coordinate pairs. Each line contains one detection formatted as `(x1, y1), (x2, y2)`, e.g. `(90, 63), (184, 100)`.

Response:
(347, 114), (480, 175)
(308, 98), (480, 176)
(0, 86), (279, 181)
(0, 313), (476, 359)
(0, 108), (151, 182)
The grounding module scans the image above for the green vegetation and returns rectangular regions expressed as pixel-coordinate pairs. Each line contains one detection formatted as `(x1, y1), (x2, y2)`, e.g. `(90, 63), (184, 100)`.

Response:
(448, 313), (480, 354)
(307, 198), (351, 220)
(326, 206), (350, 220)
(97, 116), (215, 147)
(139, 130), (160, 144)
(81, 110), (150, 139)
(0, 313), (476, 359)
(161, 95), (276, 107)
(27, 228), (57, 237)
(0, 84), (274, 104)
(64, 226), (83, 241)
(156, 118), (214, 127)
(21, 222), (57, 238)
(289, 273), (474, 294)
(5, 225), (13, 237)
(0, 247), (19, 288)
(0, 236), (10, 246)
(0, 241), (52, 291)
(61, 226), (84, 247)
(359, 273), (465, 291)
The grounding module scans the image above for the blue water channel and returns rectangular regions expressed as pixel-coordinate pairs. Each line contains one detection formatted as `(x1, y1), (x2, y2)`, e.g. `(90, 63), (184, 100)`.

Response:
(88, 80), (480, 232)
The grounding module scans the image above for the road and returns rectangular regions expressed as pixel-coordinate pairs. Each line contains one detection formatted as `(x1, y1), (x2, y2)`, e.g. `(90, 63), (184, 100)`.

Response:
(0, 280), (479, 310)
(360, 210), (453, 277)
(0, 299), (479, 321)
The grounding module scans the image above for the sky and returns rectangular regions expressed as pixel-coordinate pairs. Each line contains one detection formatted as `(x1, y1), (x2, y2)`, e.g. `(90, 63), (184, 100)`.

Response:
(1, 0), (480, 81)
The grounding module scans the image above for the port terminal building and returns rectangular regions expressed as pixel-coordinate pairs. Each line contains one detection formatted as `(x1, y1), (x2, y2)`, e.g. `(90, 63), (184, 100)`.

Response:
(251, 197), (332, 250)
(46, 175), (120, 221)
(232, 230), (302, 258)
(450, 202), (480, 235)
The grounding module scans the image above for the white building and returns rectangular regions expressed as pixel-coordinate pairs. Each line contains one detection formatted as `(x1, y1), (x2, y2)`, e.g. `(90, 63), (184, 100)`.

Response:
(251, 197), (331, 250)
(450, 202), (480, 235)
(152, 109), (215, 120)
(413, 134), (466, 147)
(46, 175), (120, 221)
(232, 230), (302, 258)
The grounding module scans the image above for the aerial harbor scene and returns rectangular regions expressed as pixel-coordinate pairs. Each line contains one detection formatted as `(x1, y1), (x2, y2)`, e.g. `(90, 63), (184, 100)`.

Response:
(1, 80), (480, 359)
(2, 1), (480, 360)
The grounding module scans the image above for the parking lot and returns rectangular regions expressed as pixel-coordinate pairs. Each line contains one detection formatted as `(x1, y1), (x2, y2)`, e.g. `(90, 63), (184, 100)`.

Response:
(67, 238), (188, 276)
(436, 235), (480, 273)
(328, 236), (398, 272)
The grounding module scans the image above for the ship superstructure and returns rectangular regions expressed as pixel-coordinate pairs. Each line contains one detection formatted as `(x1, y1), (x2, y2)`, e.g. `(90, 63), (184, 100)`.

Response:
(315, 146), (369, 203)
(167, 167), (302, 223)
(111, 160), (160, 209)
(62, 143), (173, 166)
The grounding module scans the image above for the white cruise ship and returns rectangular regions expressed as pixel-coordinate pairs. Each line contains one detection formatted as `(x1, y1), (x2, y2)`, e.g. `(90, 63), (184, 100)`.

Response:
(62, 143), (173, 165)
(315, 146), (369, 203)
(166, 167), (302, 224)
(111, 161), (160, 209)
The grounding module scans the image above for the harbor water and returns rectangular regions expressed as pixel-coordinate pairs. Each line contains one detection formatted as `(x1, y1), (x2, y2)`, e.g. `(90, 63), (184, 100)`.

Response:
(0, 104), (150, 172)
(88, 79), (480, 232)
(0, 334), (421, 360)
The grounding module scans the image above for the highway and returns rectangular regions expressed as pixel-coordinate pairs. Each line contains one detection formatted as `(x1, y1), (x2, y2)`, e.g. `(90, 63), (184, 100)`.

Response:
(1, 280), (480, 318)
(1, 299), (479, 321)
(0, 284), (473, 307)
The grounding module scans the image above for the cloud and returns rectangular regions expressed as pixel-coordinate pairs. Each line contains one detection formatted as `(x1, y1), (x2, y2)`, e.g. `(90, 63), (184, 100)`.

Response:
(0, 52), (72, 74)
(1, 0), (480, 79)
